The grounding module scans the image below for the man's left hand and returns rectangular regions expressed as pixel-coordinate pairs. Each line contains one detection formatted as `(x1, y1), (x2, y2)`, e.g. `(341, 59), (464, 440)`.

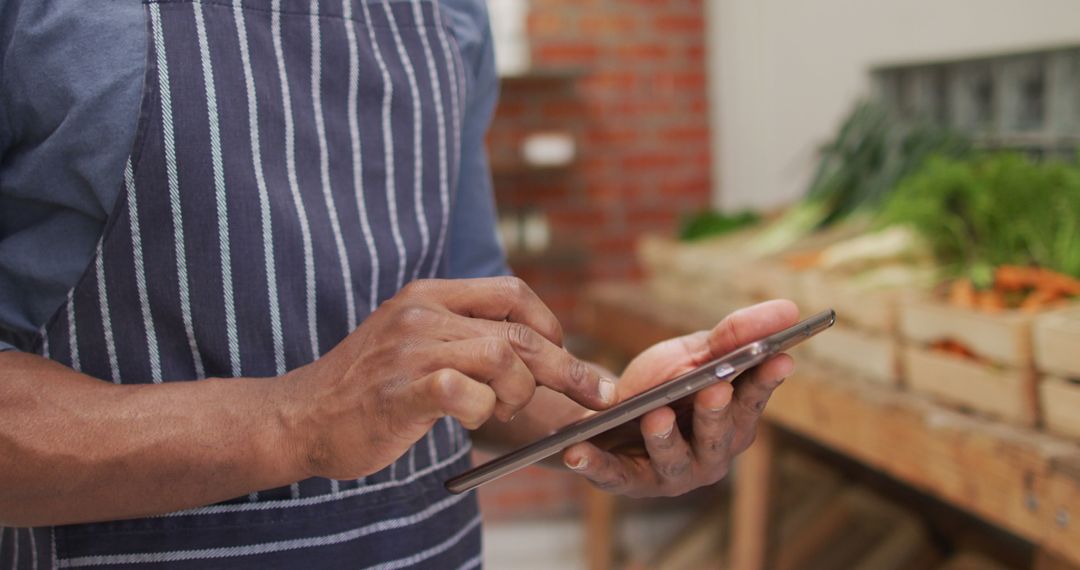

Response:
(562, 300), (798, 497)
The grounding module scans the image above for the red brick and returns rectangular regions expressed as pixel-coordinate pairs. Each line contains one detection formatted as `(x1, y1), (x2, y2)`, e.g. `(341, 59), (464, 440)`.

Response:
(534, 42), (602, 66)
(580, 13), (637, 36)
(580, 72), (638, 95)
(621, 151), (684, 172)
(540, 99), (587, 120)
(616, 42), (672, 62)
(654, 14), (705, 34)
(527, 11), (565, 37)
(660, 125), (711, 144)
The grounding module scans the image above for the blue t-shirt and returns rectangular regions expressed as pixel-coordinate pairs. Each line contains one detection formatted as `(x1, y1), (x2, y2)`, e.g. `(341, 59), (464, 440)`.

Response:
(0, 0), (508, 352)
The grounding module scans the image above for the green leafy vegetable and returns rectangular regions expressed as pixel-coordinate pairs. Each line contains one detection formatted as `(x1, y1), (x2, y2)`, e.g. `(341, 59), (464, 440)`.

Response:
(880, 153), (1080, 280)
(678, 210), (760, 242)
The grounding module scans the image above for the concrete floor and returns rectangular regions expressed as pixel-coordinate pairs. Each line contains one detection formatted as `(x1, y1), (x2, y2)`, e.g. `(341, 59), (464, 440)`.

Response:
(482, 506), (696, 569)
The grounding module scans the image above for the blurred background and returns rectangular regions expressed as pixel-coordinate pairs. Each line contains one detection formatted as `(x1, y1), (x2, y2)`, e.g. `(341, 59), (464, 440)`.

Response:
(477, 1), (1080, 569)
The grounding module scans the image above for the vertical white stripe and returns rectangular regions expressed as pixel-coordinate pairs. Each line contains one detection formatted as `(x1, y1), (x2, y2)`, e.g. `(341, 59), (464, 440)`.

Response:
(235, 0), (286, 377)
(151, 4), (205, 379)
(343, 1), (380, 489)
(11, 528), (18, 569)
(94, 249), (121, 382)
(194, 1), (241, 377)
(342, 0), (380, 316)
(28, 527), (36, 570)
(272, 0), (319, 361)
(0, 528), (5, 563)
(361, 0), (408, 293)
(126, 161), (163, 382)
(427, 417), (440, 466)
(66, 290), (80, 372)
(430, 1), (461, 275)
(50, 528), (57, 570)
(412, 0), (448, 280)
(310, 0), (357, 338)
(361, 514), (482, 570)
(41, 333), (49, 359)
(383, 0), (429, 283)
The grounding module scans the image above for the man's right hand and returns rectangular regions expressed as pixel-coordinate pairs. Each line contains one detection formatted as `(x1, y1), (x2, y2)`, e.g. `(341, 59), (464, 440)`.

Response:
(277, 276), (617, 481)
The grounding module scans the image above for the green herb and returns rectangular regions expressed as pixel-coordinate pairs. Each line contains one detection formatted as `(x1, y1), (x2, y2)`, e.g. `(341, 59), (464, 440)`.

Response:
(678, 210), (760, 242)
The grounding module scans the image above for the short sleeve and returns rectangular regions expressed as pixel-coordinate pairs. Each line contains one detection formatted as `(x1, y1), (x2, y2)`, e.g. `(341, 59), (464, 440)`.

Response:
(443, 1), (511, 279)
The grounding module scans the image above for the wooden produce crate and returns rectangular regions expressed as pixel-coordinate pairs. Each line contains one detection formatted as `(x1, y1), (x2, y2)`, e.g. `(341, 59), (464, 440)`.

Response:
(1034, 305), (1080, 380)
(800, 270), (905, 385)
(903, 345), (1035, 425)
(801, 270), (900, 334)
(809, 324), (899, 386)
(899, 297), (1043, 426)
(728, 257), (807, 308)
(638, 233), (755, 323)
(1039, 376), (1080, 440)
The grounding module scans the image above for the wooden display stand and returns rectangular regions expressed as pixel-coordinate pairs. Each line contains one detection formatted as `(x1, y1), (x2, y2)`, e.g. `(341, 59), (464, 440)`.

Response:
(579, 283), (1080, 570)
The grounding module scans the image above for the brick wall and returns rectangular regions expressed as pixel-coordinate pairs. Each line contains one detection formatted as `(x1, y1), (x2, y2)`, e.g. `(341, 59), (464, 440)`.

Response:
(478, 0), (711, 519)
(489, 0), (712, 330)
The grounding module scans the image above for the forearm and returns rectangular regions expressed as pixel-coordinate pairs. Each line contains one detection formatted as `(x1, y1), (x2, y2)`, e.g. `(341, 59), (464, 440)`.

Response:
(0, 351), (302, 527)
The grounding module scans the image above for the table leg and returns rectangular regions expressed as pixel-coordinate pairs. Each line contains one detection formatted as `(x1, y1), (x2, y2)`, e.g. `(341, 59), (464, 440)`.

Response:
(729, 422), (778, 570)
(585, 483), (618, 570)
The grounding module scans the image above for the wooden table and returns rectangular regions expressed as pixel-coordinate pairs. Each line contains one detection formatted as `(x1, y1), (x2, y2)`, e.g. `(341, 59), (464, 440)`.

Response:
(578, 283), (1080, 569)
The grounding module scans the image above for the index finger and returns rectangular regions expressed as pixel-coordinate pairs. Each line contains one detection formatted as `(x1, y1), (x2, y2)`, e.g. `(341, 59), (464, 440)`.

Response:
(708, 300), (800, 357)
(404, 277), (564, 346)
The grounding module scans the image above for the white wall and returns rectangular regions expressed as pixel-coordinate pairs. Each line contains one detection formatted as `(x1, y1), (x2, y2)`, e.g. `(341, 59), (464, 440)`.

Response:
(706, 0), (1080, 211)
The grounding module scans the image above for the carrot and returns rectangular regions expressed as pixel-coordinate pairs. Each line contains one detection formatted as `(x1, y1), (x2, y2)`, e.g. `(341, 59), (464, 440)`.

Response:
(995, 265), (1080, 296)
(931, 339), (979, 361)
(948, 279), (976, 308)
(978, 289), (1006, 313)
(1019, 288), (1063, 313)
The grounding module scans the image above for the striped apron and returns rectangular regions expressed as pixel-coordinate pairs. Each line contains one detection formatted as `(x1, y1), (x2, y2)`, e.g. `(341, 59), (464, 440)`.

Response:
(1, 0), (481, 567)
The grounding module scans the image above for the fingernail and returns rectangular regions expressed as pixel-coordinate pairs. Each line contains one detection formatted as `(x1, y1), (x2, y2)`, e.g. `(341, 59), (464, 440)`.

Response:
(654, 423), (674, 439)
(508, 412), (518, 422)
(566, 456), (589, 471)
(709, 401), (729, 413)
(599, 378), (616, 405)
(773, 377), (787, 388)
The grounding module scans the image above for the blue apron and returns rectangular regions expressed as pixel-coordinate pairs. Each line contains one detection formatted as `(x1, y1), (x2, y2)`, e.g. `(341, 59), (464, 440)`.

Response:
(1, 0), (480, 567)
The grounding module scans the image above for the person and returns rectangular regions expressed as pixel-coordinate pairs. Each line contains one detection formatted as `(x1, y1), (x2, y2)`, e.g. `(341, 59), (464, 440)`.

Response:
(0, 0), (797, 567)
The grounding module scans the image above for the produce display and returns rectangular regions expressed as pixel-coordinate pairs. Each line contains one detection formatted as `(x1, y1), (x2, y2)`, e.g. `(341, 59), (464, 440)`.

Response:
(639, 98), (1080, 433)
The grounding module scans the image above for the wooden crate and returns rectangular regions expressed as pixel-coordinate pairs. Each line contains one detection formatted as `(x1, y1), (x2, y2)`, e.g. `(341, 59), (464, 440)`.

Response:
(1034, 305), (1080, 379)
(900, 297), (1035, 368)
(903, 345), (1037, 426)
(638, 233), (756, 320)
(1040, 376), (1080, 440)
(806, 324), (899, 385)
(801, 270), (899, 334)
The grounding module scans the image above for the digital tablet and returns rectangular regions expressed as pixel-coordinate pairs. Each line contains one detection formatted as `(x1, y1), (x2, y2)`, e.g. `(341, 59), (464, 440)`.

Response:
(445, 308), (836, 494)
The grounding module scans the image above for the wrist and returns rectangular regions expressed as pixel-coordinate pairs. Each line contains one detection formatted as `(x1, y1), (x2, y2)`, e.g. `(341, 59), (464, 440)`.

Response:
(262, 370), (316, 484)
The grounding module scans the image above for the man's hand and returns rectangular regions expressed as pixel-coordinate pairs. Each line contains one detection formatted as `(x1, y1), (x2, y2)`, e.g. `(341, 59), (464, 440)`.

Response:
(561, 300), (798, 497)
(279, 277), (617, 480)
